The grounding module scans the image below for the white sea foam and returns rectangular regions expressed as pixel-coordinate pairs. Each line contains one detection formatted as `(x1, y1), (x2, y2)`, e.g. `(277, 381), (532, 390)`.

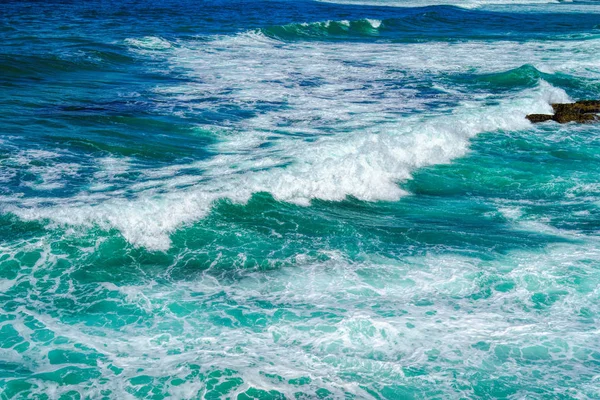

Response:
(0, 149), (80, 191)
(4, 238), (598, 398)
(124, 36), (172, 50)
(366, 18), (382, 28)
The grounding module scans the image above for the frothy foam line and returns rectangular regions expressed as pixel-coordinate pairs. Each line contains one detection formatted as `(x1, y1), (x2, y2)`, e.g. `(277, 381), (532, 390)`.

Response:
(316, 0), (571, 9)
(124, 36), (172, 51)
(0, 149), (82, 191)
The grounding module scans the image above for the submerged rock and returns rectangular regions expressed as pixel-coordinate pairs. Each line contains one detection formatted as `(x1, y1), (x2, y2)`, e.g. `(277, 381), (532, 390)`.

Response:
(526, 100), (600, 124)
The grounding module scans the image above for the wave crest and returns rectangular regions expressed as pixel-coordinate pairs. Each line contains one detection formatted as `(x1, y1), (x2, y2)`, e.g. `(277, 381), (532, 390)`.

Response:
(260, 19), (383, 41)
(6, 83), (569, 250)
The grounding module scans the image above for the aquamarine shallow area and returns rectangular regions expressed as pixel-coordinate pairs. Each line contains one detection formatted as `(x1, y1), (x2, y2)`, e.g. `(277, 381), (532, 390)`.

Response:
(1, 0), (600, 398)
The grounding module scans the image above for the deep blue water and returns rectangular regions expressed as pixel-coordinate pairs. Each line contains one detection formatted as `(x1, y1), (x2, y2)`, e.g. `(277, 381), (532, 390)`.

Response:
(1, 0), (600, 398)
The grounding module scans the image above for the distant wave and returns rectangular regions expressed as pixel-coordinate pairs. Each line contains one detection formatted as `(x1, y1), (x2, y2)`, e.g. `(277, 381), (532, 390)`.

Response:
(256, 11), (598, 43)
(260, 19), (384, 40)
(316, 0), (572, 9)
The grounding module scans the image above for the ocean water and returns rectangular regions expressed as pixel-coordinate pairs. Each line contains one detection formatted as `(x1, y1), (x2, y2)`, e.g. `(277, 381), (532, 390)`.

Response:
(1, 0), (600, 398)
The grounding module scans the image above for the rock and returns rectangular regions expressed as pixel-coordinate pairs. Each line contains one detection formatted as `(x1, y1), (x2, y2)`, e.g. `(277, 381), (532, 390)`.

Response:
(526, 114), (554, 123)
(553, 112), (597, 124)
(526, 100), (600, 124)
(552, 100), (600, 115)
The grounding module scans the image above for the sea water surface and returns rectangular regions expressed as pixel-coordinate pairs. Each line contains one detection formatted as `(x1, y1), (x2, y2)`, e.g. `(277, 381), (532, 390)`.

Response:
(1, 0), (600, 398)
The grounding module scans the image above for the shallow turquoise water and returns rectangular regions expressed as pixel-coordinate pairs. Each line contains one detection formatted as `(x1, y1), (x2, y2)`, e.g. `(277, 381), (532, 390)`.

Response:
(1, 0), (600, 398)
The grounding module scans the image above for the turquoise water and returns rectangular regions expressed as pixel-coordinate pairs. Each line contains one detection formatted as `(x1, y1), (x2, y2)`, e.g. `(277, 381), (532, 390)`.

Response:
(1, 0), (600, 398)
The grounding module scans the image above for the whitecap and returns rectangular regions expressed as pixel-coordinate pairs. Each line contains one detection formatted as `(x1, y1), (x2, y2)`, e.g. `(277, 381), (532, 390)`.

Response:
(124, 36), (172, 50)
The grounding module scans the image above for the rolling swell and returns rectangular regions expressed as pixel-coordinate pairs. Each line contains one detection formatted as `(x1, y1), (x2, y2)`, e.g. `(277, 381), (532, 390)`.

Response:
(259, 7), (600, 42)
(0, 44), (135, 81)
(260, 19), (384, 40)
(448, 64), (600, 99)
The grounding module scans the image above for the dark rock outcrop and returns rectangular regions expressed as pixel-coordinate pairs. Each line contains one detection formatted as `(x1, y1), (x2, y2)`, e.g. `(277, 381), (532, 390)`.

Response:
(552, 100), (600, 114)
(526, 100), (600, 124)
(526, 114), (554, 123)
